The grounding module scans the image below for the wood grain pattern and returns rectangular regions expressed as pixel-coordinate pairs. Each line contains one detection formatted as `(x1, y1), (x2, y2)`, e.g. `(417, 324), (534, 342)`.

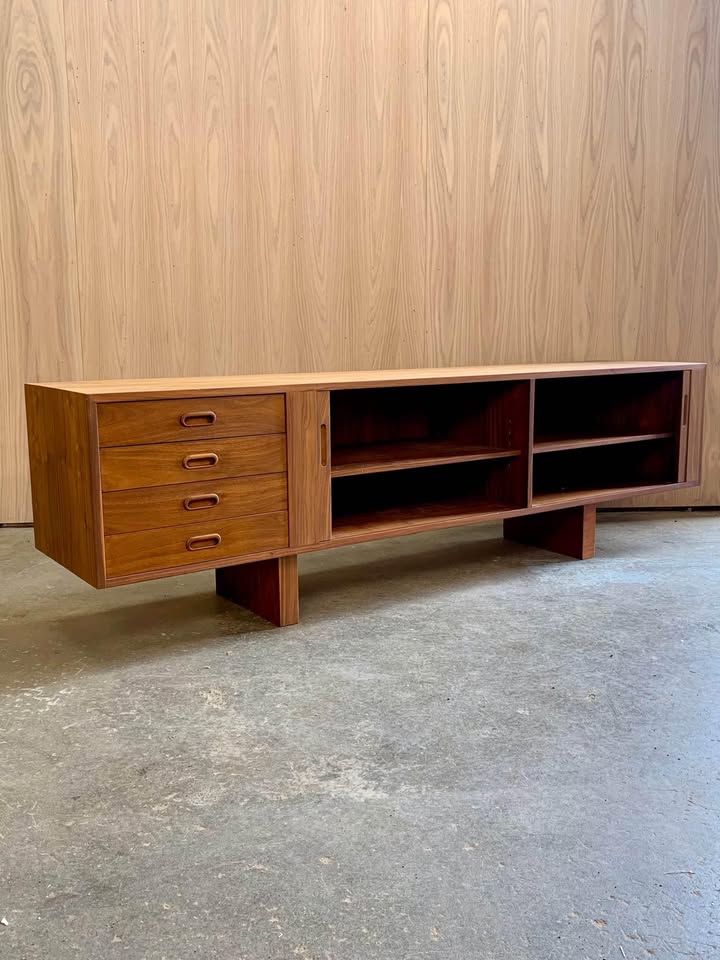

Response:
(331, 494), (512, 543)
(1, 0), (82, 521)
(504, 505), (597, 560)
(100, 435), (287, 492)
(33, 361), (703, 397)
(531, 482), (693, 510)
(25, 386), (103, 586)
(677, 371), (691, 482)
(685, 365), (707, 486)
(426, 0), (719, 506)
(287, 391), (331, 547)
(331, 440), (521, 478)
(4, 0), (720, 520)
(61, 0), (427, 379)
(288, 1), (427, 370)
(63, 0), (143, 379)
(216, 555), (299, 627)
(27, 366), (697, 589)
(97, 394), (285, 446)
(27, 363), (699, 590)
(102, 473), (288, 536)
(534, 433), (674, 454)
(105, 511), (289, 579)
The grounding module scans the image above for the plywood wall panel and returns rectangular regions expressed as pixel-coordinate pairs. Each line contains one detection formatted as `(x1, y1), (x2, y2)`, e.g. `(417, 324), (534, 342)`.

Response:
(0, 0), (82, 521)
(2, 0), (718, 519)
(630, 1), (720, 506)
(289, 0), (427, 371)
(242, 1), (298, 370)
(426, 0), (720, 505)
(63, 0), (144, 378)
(63, 0), (427, 385)
(427, 0), (573, 365)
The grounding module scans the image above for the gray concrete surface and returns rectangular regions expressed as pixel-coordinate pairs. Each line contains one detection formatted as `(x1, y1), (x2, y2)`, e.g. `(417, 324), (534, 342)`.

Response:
(1, 512), (719, 960)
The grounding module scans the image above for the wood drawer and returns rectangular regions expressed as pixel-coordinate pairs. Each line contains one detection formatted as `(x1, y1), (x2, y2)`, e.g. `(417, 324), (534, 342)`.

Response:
(103, 474), (288, 535)
(98, 394), (285, 446)
(105, 511), (289, 579)
(100, 435), (286, 491)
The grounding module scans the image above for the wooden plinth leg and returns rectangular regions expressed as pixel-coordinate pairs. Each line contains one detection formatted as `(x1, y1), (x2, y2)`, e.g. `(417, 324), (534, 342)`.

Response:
(216, 555), (299, 626)
(503, 505), (596, 560)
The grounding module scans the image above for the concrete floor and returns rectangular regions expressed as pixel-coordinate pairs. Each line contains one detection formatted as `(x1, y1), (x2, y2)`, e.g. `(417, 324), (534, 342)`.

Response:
(1, 512), (719, 960)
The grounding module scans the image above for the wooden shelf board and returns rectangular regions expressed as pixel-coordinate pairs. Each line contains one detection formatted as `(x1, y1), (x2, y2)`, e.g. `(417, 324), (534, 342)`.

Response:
(533, 431), (673, 454)
(532, 482), (676, 508)
(331, 495), (514, 540)
(331, 440), (521, 477)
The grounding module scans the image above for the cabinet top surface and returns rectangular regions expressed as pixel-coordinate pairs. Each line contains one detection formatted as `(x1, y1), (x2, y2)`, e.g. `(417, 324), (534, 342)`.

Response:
(30, 361), (704, 400)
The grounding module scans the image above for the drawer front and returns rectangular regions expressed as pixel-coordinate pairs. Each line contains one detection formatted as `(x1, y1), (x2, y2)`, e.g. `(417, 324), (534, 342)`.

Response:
(105, 511), (289, 579)
(98, 394), (285, 446)
(101, 435), (286, 491)
(103, 474), (288, 535)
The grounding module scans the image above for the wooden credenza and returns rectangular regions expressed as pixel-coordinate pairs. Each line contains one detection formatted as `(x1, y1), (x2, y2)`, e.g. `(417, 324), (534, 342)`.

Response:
(26, 363), (706, 626)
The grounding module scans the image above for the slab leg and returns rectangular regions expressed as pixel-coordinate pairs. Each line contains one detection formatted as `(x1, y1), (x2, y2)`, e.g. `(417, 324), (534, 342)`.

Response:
(503, 505), (596, 560)
(216, 555), (299, 626)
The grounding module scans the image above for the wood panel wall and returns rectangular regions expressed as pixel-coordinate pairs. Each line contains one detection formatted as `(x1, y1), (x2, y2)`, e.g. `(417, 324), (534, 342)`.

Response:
(1, 0), (83, 519)
(2, 0), (718, 521)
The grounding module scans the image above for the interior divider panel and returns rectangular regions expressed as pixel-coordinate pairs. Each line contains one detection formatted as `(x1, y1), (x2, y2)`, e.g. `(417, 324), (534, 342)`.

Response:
(98, 394), (286, 446)
(104, 512), (289, 579)
(102, 473), (288, 535)
(100, 435), (286, 491)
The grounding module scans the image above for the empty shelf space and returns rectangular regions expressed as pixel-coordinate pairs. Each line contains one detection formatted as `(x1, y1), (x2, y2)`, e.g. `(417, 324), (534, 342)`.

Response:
(531, 435), (679, 505)
(331, 458), (527, 543)
(533, 431), (674, 454)
(533, 371), (685, 444)
(331, 440), (521, 477)
(330, 379), (531, 479)
(332, 494), (513, 541)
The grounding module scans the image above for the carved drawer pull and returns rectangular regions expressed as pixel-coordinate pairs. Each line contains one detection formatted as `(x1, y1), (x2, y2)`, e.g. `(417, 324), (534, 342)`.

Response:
(183, 493), (221, 511)
(186, 533), (222, 551)
(180, 410), (217, 427)
(183, 452), (219, 470)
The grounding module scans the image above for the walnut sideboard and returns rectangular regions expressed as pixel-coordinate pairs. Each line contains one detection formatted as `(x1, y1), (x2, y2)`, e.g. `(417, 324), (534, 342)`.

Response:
(26, 363), (706, 626)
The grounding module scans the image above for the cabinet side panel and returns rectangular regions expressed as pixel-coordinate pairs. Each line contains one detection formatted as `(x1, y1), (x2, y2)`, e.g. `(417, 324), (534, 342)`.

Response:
(287, 391), (331, 547)
(25, 386), (104, 586)
(685, 367), (706, 485)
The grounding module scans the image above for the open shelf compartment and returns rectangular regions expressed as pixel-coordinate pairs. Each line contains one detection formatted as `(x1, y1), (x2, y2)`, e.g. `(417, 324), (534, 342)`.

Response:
(332, 458), (525, 540)
(329, 380), (531, 540)
(330, 380), (530, 478)
(533, 371), (684, 452)
(532, 436), (679, 506)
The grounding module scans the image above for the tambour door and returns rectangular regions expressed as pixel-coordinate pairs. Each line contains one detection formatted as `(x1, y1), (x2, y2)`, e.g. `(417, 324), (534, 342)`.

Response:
(286, 391), (331, 547)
